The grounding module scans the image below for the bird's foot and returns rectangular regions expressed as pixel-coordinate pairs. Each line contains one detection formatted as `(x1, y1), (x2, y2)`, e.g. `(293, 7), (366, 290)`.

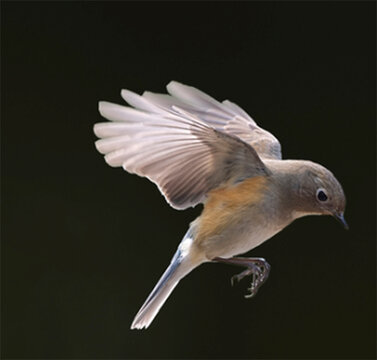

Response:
(214, 257), (271, 298)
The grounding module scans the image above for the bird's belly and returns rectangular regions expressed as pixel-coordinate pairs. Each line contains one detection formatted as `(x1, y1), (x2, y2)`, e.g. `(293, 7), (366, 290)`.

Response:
(198, 217), (283, 260)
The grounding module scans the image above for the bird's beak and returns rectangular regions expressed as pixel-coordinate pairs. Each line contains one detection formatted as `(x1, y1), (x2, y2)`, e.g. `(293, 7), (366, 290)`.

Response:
(333, 212), (349, 230)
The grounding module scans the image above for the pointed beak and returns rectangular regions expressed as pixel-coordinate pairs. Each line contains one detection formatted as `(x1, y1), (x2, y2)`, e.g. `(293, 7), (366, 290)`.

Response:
(333, 212), (349, 230)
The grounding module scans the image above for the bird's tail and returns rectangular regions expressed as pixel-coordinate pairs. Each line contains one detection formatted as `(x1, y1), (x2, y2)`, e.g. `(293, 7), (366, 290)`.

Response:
(131, 232), (202, 330)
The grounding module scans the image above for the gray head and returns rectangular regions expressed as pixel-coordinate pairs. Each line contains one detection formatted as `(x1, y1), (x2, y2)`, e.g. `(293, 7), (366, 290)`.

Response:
(290, 161), (348, 229)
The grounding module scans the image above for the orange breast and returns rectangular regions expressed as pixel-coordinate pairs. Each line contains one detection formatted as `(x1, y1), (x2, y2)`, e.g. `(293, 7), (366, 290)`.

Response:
(195, 176), (269, 245)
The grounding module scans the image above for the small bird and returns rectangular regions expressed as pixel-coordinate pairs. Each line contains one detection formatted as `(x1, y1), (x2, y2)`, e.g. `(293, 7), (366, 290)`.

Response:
(94, 81), (348, 330)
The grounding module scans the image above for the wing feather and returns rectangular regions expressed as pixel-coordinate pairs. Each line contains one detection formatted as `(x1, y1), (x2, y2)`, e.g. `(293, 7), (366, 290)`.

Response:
(94, 91), (270, 209)
(164, 81), (281, 159)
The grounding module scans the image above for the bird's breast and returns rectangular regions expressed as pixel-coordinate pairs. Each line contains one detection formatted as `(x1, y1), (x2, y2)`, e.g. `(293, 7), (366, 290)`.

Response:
(193, 176), (283, 259)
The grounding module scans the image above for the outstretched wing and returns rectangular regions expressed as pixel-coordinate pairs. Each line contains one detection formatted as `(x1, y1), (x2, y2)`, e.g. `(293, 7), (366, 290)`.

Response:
(94, 90), (270, 210)
(145, 81), (282, 160)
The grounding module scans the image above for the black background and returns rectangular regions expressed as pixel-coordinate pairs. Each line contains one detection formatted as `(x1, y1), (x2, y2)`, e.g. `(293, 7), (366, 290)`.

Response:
(2, 2), (376, 359)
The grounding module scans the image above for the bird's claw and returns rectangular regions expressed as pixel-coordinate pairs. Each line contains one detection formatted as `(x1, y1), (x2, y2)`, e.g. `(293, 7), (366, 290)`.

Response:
(244, 273), (262, 299)
(231, 273), (243, 286)
(230, 258), (271, 298)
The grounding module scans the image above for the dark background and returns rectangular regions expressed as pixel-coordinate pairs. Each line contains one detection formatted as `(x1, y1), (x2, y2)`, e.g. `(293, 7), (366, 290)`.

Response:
(2, 2), (375, 359)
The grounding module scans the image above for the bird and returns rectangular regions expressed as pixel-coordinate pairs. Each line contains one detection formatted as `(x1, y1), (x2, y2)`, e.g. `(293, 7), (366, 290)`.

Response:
(93, 81), (348, 330)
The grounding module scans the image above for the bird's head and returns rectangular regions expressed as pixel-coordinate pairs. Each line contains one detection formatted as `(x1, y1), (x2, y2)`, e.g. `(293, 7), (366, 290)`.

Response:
(292, 161), (348, 229)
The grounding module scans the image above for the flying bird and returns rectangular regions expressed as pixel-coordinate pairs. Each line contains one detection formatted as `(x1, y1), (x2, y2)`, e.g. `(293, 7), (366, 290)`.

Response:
(93, 81), (348, 330)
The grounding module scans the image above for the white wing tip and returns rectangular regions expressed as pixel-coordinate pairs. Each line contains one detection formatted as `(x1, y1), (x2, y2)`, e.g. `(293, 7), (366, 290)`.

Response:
(98, 101), (118, 119)
(104, 151), (124, 167)
(121, 88), (137, 102)
(166, 80), (184, 93)
(93, 123), (104, 138)
(93, 139), (123, 168)
(98, 100), (108, 113)
(94, 139), (104, 154)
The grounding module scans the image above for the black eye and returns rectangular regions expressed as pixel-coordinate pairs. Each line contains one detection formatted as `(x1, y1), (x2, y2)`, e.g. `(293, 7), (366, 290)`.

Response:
(316, 189), (328, 202)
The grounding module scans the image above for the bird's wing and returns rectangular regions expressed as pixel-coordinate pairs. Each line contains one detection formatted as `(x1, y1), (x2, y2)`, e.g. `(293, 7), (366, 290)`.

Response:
(143, 81), (282, 160)
(94, 90), (270, 210)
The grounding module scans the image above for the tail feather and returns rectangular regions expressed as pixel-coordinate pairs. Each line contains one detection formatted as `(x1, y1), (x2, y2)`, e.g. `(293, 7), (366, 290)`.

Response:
(131, 235), (200, 330)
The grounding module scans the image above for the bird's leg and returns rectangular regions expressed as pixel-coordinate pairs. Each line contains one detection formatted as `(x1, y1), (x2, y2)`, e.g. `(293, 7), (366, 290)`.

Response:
(213, 257), (271, 298)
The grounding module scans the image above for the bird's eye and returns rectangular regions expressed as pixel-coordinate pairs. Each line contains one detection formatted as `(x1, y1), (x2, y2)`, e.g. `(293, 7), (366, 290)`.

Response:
(316, 189), (328, 202)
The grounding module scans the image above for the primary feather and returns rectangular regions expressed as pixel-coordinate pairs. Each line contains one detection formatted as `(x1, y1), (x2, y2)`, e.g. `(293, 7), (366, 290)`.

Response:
(94, 81), (272, 209)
